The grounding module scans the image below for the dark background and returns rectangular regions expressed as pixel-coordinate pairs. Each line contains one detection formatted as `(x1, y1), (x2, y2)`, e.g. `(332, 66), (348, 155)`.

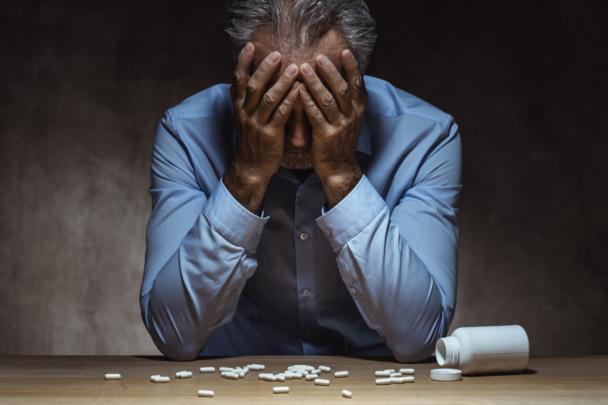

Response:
(1, 0), (606, 355)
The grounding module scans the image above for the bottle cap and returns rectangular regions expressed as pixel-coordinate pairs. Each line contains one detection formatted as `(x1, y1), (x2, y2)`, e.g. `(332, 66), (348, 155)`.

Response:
(430, 368), (462, 381)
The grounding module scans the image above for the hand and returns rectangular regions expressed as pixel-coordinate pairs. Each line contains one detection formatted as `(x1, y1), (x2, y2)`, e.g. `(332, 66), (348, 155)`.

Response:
(298, 49), (367, 208)
(224, 43), (301, 214)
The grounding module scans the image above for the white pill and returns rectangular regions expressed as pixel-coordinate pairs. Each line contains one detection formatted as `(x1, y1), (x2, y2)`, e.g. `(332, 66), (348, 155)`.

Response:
(342, 389), (353, 398)
(179, 371), (193, 378)
(375, 371), (390, 377)
(153, 376), (170, 383)
(235, 366), (242, 371)
(301, 366), (314, 371)
(150, 375), (160, 382)
(390, 377), (405, 384)
(319, 366), (331, 372)
(314, 378), (330, 386)
(375, 378), (391, 385)
(104, 374), (121, 380)
(384, 369), (395, 372)
(305, 374), (318, 381)
(198, 390), (214, 397)
(225, 372), (239, 380)
(199, 367), (215, 373)
(276, 375), (285, 382)
(312, 369), (321, 374)
(273, 386), (289, 393)
(334, 371), (349, 378)
(243, 367), (249, 373)
(291, 373), (303, 379)
(219, 367), (234, 372)
(390, 372), (402, 378)
(399, 368), (415, 375)
(238, 371), (245, 378)
(402, 376), (415, 383)
(221, 371), (228, 378)
(264, 375), (277, 382)
(283, 373), (293, 380)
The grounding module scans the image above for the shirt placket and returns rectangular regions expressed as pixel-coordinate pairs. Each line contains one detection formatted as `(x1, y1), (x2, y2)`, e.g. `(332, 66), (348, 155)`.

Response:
(294, 182), (317, 354)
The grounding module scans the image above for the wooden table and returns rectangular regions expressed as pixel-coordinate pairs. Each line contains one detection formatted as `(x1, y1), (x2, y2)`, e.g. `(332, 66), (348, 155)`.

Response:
(1, 356), (607, 404)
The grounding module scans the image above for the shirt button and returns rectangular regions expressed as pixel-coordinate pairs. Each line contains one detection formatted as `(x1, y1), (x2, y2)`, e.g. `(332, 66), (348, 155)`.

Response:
(300, 232), (309, 241)
(303, 289), (311, 297)
(349, 287), (357, 295)
(324, 228), (331, 236)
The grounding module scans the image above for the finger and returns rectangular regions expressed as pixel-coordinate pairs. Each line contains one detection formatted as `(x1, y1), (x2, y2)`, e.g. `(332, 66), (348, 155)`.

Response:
(299, 83), (330, 130)
(268, 81), (301, 129)
(231, 43), (255, 111)
(243, 51), (283, 115)
(299, 63), (340, 123)
(315, 54), (353, 115)
(342, 49), (367, 105)
(255, 63), (299, 123)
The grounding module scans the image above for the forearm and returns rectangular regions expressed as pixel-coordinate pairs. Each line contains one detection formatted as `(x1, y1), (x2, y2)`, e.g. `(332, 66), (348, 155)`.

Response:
(317, 176), (455, 362)
(142, 180), (267, 360)
(223, 162), (270, 216)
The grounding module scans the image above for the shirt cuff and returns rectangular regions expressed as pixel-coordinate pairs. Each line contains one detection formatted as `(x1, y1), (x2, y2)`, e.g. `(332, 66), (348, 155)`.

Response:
(316, 175), (386, 252)
(203, 178), (269, 251)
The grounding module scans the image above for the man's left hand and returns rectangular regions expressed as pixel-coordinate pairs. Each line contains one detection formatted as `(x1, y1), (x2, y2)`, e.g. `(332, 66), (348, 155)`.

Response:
(298, 49), (367, 209)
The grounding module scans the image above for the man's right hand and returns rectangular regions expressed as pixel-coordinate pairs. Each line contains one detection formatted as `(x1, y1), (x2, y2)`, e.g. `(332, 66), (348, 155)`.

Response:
(223, 43), (301, 215)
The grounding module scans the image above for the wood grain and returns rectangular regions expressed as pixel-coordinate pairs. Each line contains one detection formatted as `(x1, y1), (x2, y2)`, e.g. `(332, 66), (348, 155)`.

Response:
(1, 356), (607, 404)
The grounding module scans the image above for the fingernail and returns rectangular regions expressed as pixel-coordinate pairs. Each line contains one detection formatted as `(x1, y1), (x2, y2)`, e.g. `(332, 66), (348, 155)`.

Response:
(291, 81), (299, 91)
(286, 64), (297, 77)
(301, 83), (308, 93)
(317, 55), (329, 66)
(243, 43), (253, 54)
(267, 51), (280, 63)
(301, 63), (313, 75)
(345, 49), (353, 60)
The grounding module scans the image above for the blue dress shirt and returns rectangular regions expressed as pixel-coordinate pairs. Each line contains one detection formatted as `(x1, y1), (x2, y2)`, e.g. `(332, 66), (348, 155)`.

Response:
(140, 75), (462, 362)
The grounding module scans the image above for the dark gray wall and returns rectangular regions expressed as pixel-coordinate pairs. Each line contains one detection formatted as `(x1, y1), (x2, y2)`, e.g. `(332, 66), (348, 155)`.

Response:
(1, 0), (606, 355)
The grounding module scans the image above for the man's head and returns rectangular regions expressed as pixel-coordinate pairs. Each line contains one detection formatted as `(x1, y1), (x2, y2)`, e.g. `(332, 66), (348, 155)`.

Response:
(226, 0), (377, 170)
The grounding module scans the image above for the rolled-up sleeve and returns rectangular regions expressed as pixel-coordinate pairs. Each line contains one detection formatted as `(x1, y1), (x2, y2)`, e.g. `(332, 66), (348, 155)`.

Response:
(316, 118), (462, 362)
(140, 112), (268, 360)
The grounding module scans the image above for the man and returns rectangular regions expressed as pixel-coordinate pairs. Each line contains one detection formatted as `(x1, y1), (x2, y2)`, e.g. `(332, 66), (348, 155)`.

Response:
(140, 0), (462, 362)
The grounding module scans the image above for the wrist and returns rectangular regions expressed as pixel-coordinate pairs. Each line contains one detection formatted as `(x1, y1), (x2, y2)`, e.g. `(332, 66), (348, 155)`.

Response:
(320, 166), (362, 209)
(223, 164), (271, 216)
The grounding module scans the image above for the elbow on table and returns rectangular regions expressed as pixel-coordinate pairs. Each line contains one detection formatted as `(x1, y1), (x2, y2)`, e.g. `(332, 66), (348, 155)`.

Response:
(390, 339), (437, 363)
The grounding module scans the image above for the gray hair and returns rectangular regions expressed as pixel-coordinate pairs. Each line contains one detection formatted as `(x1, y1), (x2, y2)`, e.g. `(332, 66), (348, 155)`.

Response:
(225, 0), (377, 74)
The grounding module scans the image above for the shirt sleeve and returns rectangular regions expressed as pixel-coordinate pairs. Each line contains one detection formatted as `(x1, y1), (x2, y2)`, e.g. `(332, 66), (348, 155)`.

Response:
(139, 112), (268, 360)
(316, 118), (462, 362)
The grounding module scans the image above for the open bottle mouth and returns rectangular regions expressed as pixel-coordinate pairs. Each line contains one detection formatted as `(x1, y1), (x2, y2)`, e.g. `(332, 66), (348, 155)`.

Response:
(436, 336), (460, 367)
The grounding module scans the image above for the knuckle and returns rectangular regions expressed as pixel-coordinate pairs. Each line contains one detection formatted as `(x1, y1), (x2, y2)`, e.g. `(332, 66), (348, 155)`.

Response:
(238, 109), (249, 123)
(274, 105), (289, 119)
(321, 92), (335, 108)
(233, 71), (242, 84)
(262, 92), (276, 107)
(353, 75), (363, 89)
(247, 81), (258, 94)
(338, 83), (350, 98)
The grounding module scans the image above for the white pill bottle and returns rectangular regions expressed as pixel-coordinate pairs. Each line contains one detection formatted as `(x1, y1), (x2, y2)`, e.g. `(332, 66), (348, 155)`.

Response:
(435, 325), (529, 375)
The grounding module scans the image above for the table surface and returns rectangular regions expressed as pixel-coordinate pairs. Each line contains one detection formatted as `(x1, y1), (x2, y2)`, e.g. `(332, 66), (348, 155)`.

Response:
(1, 355), (607, 404)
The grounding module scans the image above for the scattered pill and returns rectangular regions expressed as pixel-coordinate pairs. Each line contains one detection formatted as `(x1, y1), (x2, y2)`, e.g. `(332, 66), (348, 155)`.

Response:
(225, 372), (239, 380)
(305, 374), (318, 381)
(238, 371), (245, 378)
(375, 378), (391, 385)
(104, 374), (121, 380)
(198, 390), (214, 397)
(319, 366), (331, 372)
(276, 375), (285, 382)
(221, 371), (228, 378)
(199, 367), (215, 373)
(399, 368), (415, 375)
(219, 367), (234, 372)
(291, 373), (303, 379)
(262, 375), (277, 382)
(283, 373), (293, 380)
(153, 376), (170, 383)
(334, 371), (349, 378)
(342, 389), (353, 398)
(402, 376), (415, 383)
(150, 375), (160, 382)
(243, 367), (249, 373)
(312, 368), (321, 374)
(314, 378), (330, 386)
(390, 377), (405, 384)
(390, 372), (402, 378)
(248, 364), (265, 371)
(375, 371), (391, 377)
(179, 371), (193, 378)
(273, 387), (289, 394)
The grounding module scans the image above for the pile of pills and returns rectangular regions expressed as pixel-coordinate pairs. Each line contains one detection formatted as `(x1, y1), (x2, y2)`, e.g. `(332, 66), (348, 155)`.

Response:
(104, 363), (419, 398)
